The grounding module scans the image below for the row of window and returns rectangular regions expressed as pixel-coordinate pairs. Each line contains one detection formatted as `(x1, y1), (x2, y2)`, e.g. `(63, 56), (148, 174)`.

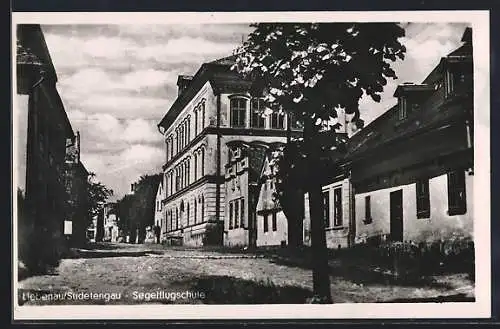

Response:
(228, 198), (245, 229)
(165, 147), (205, 197)
(363, 170), (467, 223)
(230, 97), (286, 129)
(322, 187), (343, 228)
(165, 100), (206, 162)
(262, 212), (278, 232)
(166, 195), (205, 232)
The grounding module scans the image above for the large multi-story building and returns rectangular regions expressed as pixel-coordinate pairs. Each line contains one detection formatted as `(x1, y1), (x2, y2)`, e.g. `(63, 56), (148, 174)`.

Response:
(157, 55), (302, 247)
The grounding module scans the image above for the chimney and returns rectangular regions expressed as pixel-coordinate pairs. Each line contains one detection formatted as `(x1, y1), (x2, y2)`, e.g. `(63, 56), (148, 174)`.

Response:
(177, 75), (193, 96)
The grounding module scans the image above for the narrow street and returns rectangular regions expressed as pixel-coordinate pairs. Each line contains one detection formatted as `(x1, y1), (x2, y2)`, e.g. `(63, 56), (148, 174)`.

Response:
(18, 243), (475, 305)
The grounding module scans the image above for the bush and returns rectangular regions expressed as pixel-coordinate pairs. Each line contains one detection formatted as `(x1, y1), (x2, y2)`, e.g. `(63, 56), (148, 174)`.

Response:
(20, 226), (63, 276)
(373, 237), (475, 281)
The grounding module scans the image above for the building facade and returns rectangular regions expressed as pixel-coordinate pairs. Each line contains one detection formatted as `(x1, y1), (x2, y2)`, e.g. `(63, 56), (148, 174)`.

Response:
(64, 131), (90, 247)
(158, 56), (299, 247)
(16, 24), (77, 269)
(155, 181), (166, 240)
(296, 27), (473, 249)
(255, 154), (289, 247)
(103, 203), (119, 242)
(349, 27), (473, 245)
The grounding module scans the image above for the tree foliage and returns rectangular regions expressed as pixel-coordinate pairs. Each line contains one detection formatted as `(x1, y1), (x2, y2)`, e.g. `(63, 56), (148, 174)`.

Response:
(233, 23), (407, 302)
(116, 173), (162, 243)
(87, 172), (113, 220)
(233, 22), (407, 212)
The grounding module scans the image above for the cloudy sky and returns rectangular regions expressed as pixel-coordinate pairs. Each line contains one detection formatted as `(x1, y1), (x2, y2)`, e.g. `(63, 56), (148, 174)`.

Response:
(37, 22), (469, 200)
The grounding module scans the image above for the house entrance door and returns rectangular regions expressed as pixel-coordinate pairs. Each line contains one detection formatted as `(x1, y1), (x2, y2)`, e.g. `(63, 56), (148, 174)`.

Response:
(390, 189), (403, 242)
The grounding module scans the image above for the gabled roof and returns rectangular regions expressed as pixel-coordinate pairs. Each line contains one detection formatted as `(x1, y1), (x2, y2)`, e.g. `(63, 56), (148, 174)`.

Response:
(158, 55), (252, 131)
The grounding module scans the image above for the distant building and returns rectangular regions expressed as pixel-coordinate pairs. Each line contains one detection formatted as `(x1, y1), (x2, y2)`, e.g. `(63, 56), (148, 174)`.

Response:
(64, 131), (90, 247)
(154, 180), (166, 241)
(255, 150), (289, 247)
(103, 203), (119, 242)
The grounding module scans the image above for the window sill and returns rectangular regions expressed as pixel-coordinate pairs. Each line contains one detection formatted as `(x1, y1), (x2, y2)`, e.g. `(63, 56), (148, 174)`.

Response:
(362, 219), (373, 225)
(326, 226), (345, 231)
(447, 207), (466, 216)
(417, 212), (430, 219)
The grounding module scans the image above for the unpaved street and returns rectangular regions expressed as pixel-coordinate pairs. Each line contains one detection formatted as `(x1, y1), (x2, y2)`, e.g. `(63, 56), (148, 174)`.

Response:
(17, 243), (475, 305)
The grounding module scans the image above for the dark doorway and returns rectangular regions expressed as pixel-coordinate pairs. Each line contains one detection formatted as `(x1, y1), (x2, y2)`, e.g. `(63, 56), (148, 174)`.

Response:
(390, 189), (403, 242)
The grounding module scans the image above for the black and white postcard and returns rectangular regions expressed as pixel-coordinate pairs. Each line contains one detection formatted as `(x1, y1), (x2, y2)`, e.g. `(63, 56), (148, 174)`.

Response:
(12, 11), (491, 320)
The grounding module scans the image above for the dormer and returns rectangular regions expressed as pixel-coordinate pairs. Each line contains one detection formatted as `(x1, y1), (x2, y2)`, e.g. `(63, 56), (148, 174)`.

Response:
(393, 82), (434, 120)
(422, 27), (473, 100)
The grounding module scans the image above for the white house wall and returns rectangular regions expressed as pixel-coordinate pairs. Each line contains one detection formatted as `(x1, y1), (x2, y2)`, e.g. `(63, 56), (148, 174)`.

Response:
(256, 211), (288, 247)
(303, 178), (351, 249)
(355, 170), (473, 244)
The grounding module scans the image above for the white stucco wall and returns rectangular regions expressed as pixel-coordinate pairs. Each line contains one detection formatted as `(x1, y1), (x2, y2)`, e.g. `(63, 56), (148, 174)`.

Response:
(15, 94), (29, 192)
(355, 170), (474, 244)
(256, 211), (288, 247)
(303, 178), (351, 249)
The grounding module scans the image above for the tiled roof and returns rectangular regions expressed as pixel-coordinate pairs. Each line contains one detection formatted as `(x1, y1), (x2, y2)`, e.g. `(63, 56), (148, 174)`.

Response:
(208, 55), (237, 66)
(158, 54), (252, 130)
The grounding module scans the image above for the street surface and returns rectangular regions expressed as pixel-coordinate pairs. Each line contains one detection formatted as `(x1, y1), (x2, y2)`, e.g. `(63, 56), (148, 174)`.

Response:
(18, 243), (475, 305)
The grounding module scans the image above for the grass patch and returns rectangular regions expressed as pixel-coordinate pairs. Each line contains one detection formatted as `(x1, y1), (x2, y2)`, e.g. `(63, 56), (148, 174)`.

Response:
(187, 275), (312, 304)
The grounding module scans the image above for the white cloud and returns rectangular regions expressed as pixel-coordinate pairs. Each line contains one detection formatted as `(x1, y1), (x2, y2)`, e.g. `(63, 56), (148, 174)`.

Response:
(135, 37), (237, 62)
(82, 144), (164, 200)
(38, 22), (472, 197)
(79, 95), (168, 118)
(66, 111), (163, 147)
(59, 67), (177, 95)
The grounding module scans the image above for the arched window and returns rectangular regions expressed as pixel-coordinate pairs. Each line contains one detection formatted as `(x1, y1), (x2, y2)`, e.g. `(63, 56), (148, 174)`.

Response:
(251, 98), (265, 128)
(187, 201), (190, 226)
(169, 172), (173, 195)
(201, 148), (205, 176)
(194, 152), (198, 180)
(201, 101), (206, 129)
(201, 195), (205, 223)
(176, 207), (179, 230)
(165, 138), (170, 161)
(194, 107), (199, 136)
(187, 116), (191, 143)
(271, 111), (285, 129)
(230, 98), (247, 127)
(175, 129), (179, 154)
(169, 137), (173, 159)
(186, 159), (190, 185)
(168, 209), (172, 232)
(175, 167), (180, 192)
(185, 161), (189, 186)
(194, 198), (197, 224)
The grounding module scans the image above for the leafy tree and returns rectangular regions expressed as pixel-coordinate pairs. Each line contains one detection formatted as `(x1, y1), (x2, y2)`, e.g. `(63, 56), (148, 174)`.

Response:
(117, 174), (162, 243)
(87, 172), (113, 221)
(233, 23), (406, 302)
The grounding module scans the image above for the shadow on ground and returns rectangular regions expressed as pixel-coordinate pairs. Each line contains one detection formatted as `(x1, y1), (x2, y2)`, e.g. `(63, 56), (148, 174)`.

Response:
(64, 249), (164, 259)
(180, 275), (312, 304)
(385, 293), (475, 303)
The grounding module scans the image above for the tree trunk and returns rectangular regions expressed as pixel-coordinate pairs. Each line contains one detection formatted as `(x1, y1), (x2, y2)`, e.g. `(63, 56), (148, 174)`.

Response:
(282, 191), (304, 249)
(303, 115), (332, 303)
(308, 180), (332, 303)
